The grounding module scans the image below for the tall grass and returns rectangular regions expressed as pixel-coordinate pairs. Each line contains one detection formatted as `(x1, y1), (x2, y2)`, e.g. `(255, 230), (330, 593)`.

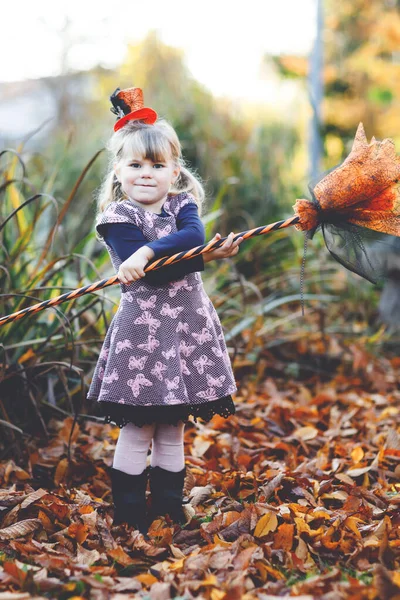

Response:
(0, 144), (110, 457)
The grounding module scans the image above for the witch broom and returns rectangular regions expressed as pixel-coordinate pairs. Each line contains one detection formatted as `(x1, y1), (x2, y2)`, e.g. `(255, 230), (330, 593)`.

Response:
(1, 122), (400, 327)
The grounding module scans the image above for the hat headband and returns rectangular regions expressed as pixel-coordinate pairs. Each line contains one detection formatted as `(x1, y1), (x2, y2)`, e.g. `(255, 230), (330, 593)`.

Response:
(110, 87), (158, 131)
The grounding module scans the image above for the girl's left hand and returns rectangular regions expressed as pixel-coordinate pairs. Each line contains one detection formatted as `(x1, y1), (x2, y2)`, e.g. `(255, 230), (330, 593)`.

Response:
(203, 232), (244, 263)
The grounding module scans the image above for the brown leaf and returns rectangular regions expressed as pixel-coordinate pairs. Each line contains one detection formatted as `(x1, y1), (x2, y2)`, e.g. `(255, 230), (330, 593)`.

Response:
(20, 488), (47, 510)
(188, 484), (213, 506)
(0, 518), (42, 540)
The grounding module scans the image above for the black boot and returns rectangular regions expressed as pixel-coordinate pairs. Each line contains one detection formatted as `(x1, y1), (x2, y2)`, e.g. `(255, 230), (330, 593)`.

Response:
(110, 466), (150, 537)
(148, 465), (188, 525)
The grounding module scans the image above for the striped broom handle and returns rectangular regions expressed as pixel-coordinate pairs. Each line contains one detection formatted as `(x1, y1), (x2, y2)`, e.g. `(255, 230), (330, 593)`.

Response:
(0, 215), (300, 327)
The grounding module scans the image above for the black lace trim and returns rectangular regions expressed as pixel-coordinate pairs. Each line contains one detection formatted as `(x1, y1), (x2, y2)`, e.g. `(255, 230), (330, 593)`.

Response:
(89, 396), (236, 428)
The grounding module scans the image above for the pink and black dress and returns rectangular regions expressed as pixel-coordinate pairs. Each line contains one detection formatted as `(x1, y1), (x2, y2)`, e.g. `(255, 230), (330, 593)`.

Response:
(86, 192), (237, 428)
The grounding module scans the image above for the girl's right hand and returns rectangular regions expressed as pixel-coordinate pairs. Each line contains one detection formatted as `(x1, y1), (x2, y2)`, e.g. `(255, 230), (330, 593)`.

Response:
(117, 246), (155, 284)
(203, 232), (244, 263)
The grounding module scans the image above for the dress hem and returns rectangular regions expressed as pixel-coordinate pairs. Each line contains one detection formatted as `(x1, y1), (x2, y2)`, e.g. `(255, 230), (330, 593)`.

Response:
(86, 394), (236, 428)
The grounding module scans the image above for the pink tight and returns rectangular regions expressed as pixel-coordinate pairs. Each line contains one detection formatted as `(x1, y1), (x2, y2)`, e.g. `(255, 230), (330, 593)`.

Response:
(112, 421), (185, 475)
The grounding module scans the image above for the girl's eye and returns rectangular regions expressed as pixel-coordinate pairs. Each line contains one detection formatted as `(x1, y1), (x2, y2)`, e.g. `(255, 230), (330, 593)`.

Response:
(153, 164), (164, 169)
(130, 163), (141, 168)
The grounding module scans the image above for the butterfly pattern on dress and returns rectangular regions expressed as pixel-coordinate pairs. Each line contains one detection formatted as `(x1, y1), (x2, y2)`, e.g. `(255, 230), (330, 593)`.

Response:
(137, 295), (157, 310)
(128, 355), (148, 370)
(160, 303), (184, 318)
(196, 387), (218, 400)
(122, 286), (147, 303)
(127, 373), (153, 397)
(103, 368), (119, 384)
(191, 328), (213, 345)
(193, 354), (215, 374)
(168, 196), (193, 217)
(179, 340), (196, 357)
(168, 278), (193, 298)
(99, 347), (109, 360)
(180, 358), (191, 375)
(144, 211), (155, 229)
(150, 361), (168, 381)
(115, 339), (134, 354)
(164, 391), (181, 404)
(134, 311), (161, 335)
(122, 291), (133, 303)
(156, 224), (172, 238)
(122, 203), (141, 226)
(137, 335), (160, 353)
(166, 376), (180, 390)
(176, 321), (189, 334)
(211, 346), (223, 358)
(206, 373), (226, 388)
(162, 345), (176, 360)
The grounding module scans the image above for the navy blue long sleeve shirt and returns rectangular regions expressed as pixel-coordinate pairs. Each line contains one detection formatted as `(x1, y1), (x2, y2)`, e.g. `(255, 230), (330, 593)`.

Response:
(97, 202), (205, 287)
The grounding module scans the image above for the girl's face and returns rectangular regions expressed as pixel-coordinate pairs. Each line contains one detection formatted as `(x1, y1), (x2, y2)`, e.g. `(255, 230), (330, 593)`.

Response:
(114, 154), (180, 213)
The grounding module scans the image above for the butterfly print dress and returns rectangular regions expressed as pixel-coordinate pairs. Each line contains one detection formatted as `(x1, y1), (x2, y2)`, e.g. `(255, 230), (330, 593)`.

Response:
(86, 192), (237, 428)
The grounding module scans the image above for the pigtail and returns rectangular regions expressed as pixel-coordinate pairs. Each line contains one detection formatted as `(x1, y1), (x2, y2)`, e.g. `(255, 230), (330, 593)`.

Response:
(171, 164), (205, 216)
(94, 165), (126, 242)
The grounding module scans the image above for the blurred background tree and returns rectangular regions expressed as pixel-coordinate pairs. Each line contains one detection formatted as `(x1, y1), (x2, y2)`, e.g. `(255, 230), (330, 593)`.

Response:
(275, 0), (400, 167)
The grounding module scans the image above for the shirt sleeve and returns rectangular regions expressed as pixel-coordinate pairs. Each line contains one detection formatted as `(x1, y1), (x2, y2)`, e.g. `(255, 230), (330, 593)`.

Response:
(98, 216), (204, 287)
(145, 203), (206, 259)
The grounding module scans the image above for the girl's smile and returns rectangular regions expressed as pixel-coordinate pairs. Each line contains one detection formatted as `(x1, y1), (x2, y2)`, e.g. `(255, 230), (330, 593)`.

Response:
(115, 156), (180, 213)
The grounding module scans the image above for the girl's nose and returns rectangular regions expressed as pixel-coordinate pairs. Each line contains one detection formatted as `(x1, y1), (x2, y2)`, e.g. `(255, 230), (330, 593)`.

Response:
(141, 164), (152, 176)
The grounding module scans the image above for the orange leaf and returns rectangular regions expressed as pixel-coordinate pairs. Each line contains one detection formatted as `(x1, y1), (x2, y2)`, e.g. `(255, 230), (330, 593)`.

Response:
(136, 573), (158, 586)
(68, 523), (89, 544)
(37, 509), (53, 530)
(3, 561), (28, 583)
(273, 523), (294, 551)
(108, 546), (135, 566)
(78, 505), (95, 514)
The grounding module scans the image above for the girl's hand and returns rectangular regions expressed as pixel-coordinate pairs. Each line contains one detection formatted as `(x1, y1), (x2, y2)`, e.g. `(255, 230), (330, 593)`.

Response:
(203, 232), (244, 263)
(117, 246), (155, 284)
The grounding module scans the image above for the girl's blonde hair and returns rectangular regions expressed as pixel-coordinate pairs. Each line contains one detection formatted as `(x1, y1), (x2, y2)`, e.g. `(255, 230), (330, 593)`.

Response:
(95, 119), (205, 240)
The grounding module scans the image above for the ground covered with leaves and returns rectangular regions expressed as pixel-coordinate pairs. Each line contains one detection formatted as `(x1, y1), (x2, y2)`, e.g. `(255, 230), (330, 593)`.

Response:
(1, 334), (400, 599)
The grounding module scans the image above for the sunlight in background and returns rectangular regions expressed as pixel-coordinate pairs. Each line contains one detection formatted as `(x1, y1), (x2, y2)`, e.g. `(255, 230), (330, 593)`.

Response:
(3, 0), (316, 102)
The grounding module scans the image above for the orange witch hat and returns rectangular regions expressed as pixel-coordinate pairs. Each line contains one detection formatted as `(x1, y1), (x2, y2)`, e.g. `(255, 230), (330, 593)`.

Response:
(110, 87), (158, 131)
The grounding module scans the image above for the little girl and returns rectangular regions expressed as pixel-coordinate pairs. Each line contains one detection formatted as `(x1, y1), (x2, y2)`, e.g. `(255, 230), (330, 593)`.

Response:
(86, 87), (243, 538)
